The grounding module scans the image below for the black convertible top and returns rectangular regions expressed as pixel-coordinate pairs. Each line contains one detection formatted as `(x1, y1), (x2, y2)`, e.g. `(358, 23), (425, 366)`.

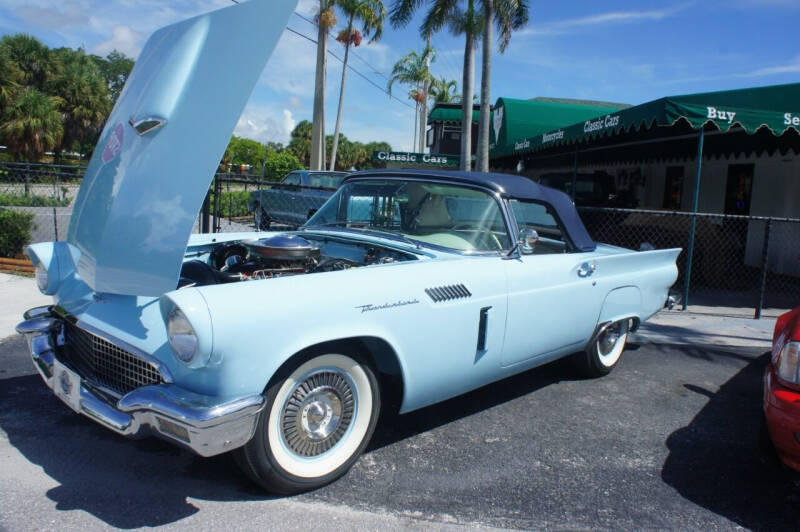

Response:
(344, 169), (597, 252)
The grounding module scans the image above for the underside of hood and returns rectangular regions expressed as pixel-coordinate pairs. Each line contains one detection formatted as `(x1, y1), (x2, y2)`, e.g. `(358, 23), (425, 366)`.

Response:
(67, 0), (297, 296)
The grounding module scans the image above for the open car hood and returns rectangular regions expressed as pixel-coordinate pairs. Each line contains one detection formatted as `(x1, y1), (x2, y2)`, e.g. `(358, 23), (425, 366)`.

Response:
(67, 0), (296, 296)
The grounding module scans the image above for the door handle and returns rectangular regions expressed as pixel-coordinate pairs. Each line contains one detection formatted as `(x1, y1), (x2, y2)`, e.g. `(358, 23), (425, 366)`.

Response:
(577, 261), (596, 278)
(129, 115), (167, 136)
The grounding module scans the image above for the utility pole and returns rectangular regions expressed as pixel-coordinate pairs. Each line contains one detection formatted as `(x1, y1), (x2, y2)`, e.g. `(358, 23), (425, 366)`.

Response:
(310, 0), (328, 170)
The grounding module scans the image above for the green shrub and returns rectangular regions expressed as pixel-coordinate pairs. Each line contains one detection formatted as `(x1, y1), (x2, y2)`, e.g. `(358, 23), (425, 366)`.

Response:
(0, 209), (35, 257)
(212, 190), (251, 218)
(0, 192), (71, 207)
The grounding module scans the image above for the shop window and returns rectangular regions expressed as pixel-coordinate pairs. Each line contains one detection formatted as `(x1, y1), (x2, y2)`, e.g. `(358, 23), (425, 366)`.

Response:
(663, 166), (684, 210)
(725, 164), (754, 215)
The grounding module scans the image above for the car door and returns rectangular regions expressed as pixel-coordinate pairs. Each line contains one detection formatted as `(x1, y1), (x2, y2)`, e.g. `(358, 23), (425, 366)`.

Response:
(271, 172), (301, 225)
(502, 199), (603, 367)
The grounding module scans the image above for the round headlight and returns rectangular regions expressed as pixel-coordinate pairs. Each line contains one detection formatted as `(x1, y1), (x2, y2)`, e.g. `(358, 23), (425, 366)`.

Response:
(167, 307), (198, 363)
(34, 261), (49, 293)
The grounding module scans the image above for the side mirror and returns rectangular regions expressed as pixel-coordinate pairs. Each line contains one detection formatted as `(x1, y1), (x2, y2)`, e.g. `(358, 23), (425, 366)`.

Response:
(518, 228), (539, 255)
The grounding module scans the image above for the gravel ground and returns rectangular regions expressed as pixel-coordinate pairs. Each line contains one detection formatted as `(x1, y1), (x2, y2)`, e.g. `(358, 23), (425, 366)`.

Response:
(1, 329), (797, 530)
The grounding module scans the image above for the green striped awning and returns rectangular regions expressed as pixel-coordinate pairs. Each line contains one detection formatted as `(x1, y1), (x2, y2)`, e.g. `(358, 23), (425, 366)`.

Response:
(491, 83), (800, 158)
(428, 103), (480, 123)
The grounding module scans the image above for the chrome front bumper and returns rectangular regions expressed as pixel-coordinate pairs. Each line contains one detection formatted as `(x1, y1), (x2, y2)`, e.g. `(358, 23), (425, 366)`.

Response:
(16, 307), (265, 457)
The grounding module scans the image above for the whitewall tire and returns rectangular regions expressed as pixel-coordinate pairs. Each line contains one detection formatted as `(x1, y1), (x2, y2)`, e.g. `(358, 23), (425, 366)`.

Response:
(235, 352), (380, 494)
(579, 319), (630, 377)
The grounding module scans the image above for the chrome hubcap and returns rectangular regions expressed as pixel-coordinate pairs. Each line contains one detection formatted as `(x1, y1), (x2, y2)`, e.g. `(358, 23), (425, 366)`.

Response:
(281, 370), (355, 457)
(598, 323), (621, 356)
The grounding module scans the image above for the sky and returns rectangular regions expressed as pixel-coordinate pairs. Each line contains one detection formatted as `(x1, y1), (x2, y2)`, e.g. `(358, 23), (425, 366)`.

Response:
(1, 0), (798, 152)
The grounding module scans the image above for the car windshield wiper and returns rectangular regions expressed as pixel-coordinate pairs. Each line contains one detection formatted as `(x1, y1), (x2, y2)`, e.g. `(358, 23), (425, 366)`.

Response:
(360, 227), (422, 249)
(303, 221), (365, 228)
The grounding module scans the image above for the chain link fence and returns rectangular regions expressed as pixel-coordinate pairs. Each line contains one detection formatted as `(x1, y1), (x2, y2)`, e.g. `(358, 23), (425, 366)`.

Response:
(204, 173), (337, 234)
(579, 207), (800, 318)
(0, 162), (84, 245)
(3, 163), (798, 318)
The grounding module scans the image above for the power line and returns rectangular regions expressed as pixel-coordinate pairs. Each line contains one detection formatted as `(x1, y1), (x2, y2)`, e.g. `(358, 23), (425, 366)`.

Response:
(229, 3), (416, 111)
(296, 10), (461, 104)
(294, 11), (390, 82)
(284, 27), (415, 110)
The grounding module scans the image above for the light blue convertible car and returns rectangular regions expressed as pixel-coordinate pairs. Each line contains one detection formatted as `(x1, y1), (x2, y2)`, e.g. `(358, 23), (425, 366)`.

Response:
(15, 0), (680, 493)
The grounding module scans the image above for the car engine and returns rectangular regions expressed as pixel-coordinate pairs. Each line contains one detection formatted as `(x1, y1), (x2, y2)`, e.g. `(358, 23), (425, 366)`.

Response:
(178, 234), (414, 288)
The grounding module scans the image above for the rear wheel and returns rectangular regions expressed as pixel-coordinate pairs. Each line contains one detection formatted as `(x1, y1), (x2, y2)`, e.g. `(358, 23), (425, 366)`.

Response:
(579, 319), (630, 377)
(235, 352), (380, 494)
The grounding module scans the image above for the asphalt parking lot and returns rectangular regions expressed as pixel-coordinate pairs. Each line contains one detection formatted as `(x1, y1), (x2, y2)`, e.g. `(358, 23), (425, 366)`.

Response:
(1, 310), (799, 531)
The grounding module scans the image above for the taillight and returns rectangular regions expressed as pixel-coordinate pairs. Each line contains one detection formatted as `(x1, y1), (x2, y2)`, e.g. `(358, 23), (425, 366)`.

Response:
(777, 342), (800, 385)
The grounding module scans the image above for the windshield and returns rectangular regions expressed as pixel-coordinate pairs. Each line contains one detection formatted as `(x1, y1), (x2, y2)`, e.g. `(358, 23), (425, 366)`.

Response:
(307, 173), (346, 188)
(305, 179), (511, 252)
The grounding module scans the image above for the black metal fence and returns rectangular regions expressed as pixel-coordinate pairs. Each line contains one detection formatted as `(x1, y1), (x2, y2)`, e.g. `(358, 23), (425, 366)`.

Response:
(579, 207), (800, 318)
(2, 163), (798, 318)
(201, 173), (337, 233)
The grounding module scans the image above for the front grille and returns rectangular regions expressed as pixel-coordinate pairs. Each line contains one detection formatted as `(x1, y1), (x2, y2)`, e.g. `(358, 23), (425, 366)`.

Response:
(62, 320), (164, 395)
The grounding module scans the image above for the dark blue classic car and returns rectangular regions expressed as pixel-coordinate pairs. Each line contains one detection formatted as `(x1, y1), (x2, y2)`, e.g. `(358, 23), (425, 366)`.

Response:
(249, 170), (348, 229)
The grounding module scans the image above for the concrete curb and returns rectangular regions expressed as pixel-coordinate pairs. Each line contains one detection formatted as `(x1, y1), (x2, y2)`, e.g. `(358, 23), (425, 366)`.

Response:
(0, 273), (51, 339)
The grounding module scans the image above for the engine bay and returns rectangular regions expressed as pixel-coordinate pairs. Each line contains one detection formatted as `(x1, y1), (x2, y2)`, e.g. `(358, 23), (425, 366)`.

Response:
(178, 233), (417, 288)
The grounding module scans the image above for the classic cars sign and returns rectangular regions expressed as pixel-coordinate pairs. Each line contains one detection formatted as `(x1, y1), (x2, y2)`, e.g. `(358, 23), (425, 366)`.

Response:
(372, 151), (459, 168)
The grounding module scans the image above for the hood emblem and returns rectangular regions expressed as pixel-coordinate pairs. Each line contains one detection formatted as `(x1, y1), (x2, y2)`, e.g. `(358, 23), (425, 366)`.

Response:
(425, 284), (472, 303)
(101, 123), (124, 164)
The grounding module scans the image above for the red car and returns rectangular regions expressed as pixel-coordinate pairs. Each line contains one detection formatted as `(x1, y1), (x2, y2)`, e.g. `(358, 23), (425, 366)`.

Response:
(764, 307), (800, 471)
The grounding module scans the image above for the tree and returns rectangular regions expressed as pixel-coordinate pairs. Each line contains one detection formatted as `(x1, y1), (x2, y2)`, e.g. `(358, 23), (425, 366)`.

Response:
(0, 34), (56, 90)
(391, 0), (482, 169)
(265, 141), (285, 153)
(0, 45), (22, 117)
(310, 1), (338, 170)
(1, 87), (63, 161)
(49, 48), (110, 158)
(222, 135), (268, 174)
(264, 150), (303, 181)
(476, 0), (528, 171)
(387, 46), (435, 152)
(330, 0), (386, 170)
(91, 50), (135, 105)
(429, 76), (458, 103)
(288, 120), (313, 167)
(360, 141), (392, 168)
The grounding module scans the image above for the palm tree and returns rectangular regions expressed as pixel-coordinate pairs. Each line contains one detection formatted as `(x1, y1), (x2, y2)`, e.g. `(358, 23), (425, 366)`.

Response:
(330, 0), (386, 170)
(391, 0), (482, 170)
(476, 0), (528, 171)
(0, 34), (56, 90)
(288, 120), (313, 167)
(310, 1), (338, 170)
(429, 76), (458, 103)
(387, 46), (434, 152)
(49, 48), (110, 159)
(1, 87), (63, 161)
(0, 45), (22, 114)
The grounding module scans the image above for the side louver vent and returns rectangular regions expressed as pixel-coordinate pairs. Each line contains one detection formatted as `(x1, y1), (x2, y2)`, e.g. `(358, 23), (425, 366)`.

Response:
(425, 284), (472, 303)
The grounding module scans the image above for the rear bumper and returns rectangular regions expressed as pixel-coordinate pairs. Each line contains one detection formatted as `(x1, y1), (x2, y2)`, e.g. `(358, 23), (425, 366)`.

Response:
(16, 308), (264, 457)
(763, 364), (800, 471)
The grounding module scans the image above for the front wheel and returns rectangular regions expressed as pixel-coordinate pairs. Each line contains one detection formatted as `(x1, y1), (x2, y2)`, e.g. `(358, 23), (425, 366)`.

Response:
(235, 352), (380, 494)
(578, 319), (630, 377)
